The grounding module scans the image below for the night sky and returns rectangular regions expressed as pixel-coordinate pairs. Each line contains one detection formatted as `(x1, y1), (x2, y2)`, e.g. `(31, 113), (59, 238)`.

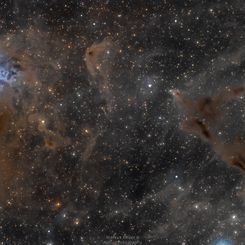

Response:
(0, 1), (244, 244)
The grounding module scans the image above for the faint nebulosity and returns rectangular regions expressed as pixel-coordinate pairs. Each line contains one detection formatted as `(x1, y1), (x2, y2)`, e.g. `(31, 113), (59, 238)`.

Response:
(0, 1), (244, 245)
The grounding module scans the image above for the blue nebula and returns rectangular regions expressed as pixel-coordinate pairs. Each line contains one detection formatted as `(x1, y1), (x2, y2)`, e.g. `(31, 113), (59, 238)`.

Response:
(0, 53), (20, 89)
(213, 239), (233, 245)
(0, 66), (16, 83)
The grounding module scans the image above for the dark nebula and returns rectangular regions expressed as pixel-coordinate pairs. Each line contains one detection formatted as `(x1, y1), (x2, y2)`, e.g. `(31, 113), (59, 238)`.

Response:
(172, 86), (245, 172)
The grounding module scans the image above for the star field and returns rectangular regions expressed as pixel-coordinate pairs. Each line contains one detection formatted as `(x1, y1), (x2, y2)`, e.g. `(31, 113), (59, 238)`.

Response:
(0, 1), (244, 245)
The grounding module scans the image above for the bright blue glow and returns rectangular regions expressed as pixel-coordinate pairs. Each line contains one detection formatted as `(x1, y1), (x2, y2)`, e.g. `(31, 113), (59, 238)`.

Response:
(213, 239), (233, 245)
(0, 55), (19, 89)
(0, 66), (12, 81)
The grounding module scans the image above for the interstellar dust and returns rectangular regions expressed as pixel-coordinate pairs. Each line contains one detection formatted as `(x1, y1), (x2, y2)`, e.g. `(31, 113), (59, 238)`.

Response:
(172, 86), (245, 171)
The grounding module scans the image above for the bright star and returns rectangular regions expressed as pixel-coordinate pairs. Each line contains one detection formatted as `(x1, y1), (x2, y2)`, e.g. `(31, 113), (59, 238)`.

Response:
(213, 239), (233, 245)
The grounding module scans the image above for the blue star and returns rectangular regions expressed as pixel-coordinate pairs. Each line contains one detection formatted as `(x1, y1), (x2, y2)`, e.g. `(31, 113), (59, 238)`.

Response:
(213, 239), (233, 245)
